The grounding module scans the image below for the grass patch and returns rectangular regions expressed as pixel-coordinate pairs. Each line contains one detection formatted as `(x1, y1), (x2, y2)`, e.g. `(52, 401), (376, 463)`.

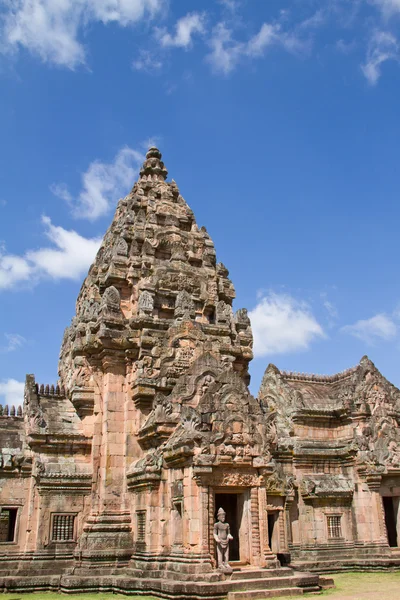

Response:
(278, 570), (400, 599)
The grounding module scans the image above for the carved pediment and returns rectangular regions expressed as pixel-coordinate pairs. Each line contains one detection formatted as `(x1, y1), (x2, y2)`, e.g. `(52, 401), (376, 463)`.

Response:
(300, 474), (354, 500)
(137, 394), (180, 449)
(264, 463), (294, 497)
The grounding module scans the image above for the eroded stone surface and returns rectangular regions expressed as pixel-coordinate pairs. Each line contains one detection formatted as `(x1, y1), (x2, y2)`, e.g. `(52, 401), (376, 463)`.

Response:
(0, 149), (399, 597)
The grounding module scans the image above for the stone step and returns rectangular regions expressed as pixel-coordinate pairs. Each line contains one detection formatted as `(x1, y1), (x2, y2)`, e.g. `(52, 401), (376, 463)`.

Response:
(0, 572), (322, 600)
(228, 586), (319, 600)
(292, 556), (400, 572)
(226, 575), (318, 592)
(231, 568), (294, 580)
(125, 568), (222, 582)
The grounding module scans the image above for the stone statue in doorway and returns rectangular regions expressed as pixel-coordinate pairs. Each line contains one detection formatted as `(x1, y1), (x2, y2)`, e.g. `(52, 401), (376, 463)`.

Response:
(214, 507), (233, 574)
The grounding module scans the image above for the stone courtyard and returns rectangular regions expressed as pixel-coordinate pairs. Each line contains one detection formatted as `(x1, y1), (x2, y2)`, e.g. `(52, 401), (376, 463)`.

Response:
(0, 148), (399, 598)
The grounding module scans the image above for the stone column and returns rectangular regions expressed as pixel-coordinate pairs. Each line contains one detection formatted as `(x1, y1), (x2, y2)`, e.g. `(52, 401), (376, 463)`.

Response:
(367, 475), (388, 544)
(278, 507), (286, 551)
(208, 488), (216, 567)
(260, 487), (278, 567)
(74, 353), (134, 570)
(250, 487), (261, 565)
(284, 496), (293, 550)
(200, 485), (210, 555)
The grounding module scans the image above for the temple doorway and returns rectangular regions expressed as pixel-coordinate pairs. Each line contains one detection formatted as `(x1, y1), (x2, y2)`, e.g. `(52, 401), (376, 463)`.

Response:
(383, 497), (398, 547)
(268, 512), (277, 551)
(215, 492), (247, 562)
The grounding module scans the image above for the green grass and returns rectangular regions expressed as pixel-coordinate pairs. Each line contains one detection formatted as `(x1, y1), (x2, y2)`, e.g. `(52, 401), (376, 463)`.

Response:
(279, 570), (400, 599)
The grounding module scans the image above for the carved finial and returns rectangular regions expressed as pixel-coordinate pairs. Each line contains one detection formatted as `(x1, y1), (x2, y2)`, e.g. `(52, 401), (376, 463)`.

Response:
(139, 147), (168, 182)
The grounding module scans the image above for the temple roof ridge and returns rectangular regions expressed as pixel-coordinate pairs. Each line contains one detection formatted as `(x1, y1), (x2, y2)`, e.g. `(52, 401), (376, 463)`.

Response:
(279, 364), (359, 384)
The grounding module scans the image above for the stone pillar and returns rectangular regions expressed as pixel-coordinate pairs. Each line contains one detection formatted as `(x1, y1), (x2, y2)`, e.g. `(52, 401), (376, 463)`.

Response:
(74, 354), (134, 570)
(250, 487), (261, 565)
(284, 496), (293, 550)
(260, 487), (279, 567)
(200, 485), (210, 555)
(367, 475), (388, 545)
(208, 488), (216, 567)
(278, 507), (286, 551)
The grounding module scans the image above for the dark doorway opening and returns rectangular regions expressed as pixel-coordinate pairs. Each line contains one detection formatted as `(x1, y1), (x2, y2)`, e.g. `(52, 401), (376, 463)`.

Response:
(383, 497), (398, 547)
(0, 508), (17, 542)
(268, 513), (277, 551)
(215, 493), (240, 561)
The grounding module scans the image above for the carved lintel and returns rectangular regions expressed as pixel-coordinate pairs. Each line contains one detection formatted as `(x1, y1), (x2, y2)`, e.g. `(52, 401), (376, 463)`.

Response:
(193, 468), (260, 488)
(38, 473), (92, 495)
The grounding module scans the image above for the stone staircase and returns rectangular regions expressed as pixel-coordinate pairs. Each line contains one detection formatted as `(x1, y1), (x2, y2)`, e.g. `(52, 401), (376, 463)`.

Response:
(225, 567), (322, 600)
(0, 564), (330, 599)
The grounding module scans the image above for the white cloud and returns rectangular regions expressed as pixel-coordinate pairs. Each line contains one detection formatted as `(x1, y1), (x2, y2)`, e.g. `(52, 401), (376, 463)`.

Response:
(246, 23), (280, 57)
(298, 9), (327, 31)
(336, 38), (357, 54)
(323, 300), (338, 320)
(0, 334), (26, 353)
(249, 293), (325, 358)
(0, 379), (24, 407)
(218, 0), (241, 13)
(1, 0), (166, 69)
(361, 30), (399, 84)
(49, 183), (72, 204)
(320, 292), (339, 321)
(206, 22), (303, 75)
(156, 12), (206, 49)
(26, 216), (101, 278)
(206, 23), (241, 74)
(0, 216), (101, 290)
(133, 49), (163, 72)
(0, 252), (32, 289)
(341, 313), (397, 344)
(51, 146), (143, 220)
(371, 0), (400, 16)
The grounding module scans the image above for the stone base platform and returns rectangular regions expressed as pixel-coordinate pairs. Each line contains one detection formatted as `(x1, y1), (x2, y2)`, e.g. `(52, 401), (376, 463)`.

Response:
(289, 543), (400, 573)
(0, 567), (324, 600)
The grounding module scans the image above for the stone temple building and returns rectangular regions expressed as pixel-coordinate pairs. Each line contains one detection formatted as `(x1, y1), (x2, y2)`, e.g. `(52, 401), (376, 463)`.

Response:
(0, 148), (399, 597)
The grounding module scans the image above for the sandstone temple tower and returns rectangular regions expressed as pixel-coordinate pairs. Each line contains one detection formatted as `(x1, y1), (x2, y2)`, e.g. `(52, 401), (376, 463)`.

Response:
(0, 148), (399, 596)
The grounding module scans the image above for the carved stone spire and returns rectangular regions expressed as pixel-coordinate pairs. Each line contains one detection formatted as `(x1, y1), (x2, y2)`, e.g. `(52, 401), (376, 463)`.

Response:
(58, 147), (253, 402)
(139, 146), (168, 182)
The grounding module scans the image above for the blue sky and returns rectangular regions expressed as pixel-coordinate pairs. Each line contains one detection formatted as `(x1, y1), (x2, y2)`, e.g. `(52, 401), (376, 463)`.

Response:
(1, 0), (400, 405)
